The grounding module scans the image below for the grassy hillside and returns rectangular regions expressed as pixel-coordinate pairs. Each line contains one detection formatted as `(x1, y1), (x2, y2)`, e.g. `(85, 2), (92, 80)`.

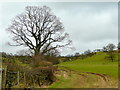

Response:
(49, 52), (118, 88)
(1, 51), (119, 88)
(59, 52), (118, 78)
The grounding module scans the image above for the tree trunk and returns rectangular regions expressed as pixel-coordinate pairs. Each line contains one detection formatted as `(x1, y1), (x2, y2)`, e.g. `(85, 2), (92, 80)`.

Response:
(33, 47), (45, 65)
(34, 47), (40, 56)
(33, 47), (40, 65)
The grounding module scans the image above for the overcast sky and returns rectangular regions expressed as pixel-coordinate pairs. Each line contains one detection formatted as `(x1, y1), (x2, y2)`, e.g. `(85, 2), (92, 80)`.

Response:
(0, 2), (118, 56)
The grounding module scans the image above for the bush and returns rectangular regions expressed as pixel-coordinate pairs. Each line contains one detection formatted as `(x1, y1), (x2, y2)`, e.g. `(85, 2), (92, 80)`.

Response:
(2, 61), (57, 88)
(31, 60), (52, 68)
(2, 54), (57, 88)
(45, 56), (60, 64)
(25, 66), (56, 87)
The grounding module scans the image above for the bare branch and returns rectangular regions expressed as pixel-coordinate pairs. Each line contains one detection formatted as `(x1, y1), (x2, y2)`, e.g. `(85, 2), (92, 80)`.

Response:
(7, 6), (72, 57)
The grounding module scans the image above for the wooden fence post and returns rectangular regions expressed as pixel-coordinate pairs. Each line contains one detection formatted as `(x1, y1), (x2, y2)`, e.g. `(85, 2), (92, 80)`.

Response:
(17, 71), (20, 88)
(4, 66), (7, 88)
(24, 72), (26, 87)
(0, 66), (2, 89)
(31, 75), (35, 88)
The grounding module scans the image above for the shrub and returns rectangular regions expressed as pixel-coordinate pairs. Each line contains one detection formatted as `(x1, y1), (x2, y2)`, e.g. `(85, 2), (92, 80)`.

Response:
(3, 62), (57, 88)
(45, 56), (60, 64)
(25, 66), (56, 87)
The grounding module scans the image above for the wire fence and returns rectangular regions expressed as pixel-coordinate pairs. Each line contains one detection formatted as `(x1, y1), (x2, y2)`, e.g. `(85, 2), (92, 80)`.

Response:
(2, 66), (21, 88)
(2, 65), (56, 88)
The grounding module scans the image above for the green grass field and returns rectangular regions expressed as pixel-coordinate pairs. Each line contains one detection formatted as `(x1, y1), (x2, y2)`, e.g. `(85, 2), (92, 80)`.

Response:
(59, 52), (118, 78)
(49, 52), (118, 88)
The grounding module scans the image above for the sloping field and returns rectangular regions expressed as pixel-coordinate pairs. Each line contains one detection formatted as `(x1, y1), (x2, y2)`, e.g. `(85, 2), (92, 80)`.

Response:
(59, 52), (118, 78)
(49, 52), (118, 88)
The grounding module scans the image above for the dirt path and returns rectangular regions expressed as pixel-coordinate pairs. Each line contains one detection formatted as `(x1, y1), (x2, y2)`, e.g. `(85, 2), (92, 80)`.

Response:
(51, 66), (118, 88)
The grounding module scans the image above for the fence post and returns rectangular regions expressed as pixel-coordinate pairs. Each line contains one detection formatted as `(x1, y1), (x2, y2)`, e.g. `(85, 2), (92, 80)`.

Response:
(24, 72), (26, 87)
(33, 76), (35, 88)
(17, 71), (20, 88)
(0, 66), (2, 89)
(4, 66), (7, 88)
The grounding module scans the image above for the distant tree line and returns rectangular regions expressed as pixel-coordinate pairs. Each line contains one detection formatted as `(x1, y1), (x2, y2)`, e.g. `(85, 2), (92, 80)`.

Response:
(62, 43), (119, 62)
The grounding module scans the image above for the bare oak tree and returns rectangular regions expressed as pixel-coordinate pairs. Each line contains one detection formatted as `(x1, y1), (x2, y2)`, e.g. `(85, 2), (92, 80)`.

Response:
(7, 6), (72, 57)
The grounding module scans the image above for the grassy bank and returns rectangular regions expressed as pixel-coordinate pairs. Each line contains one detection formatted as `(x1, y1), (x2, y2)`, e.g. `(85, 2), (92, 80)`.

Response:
(49, 52), (118, 88)
(59, 52), (118, 78)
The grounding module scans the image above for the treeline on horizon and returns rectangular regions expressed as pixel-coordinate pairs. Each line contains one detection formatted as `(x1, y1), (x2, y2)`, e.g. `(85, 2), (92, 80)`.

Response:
(1, 42), (120, 57)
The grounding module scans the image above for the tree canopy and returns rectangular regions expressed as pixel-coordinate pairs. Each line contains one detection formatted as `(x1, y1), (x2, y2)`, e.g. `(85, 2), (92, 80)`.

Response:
(7, 6), (72, 56)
